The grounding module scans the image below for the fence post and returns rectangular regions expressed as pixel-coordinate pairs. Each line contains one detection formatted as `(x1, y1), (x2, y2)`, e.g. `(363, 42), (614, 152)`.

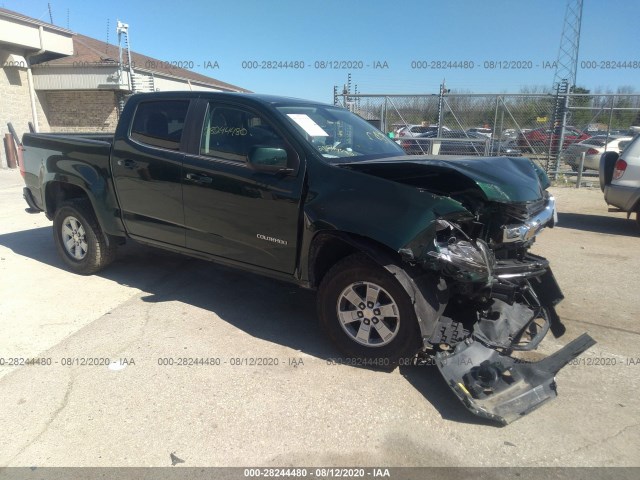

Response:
(576, 152), (585, 188)
(607, 96), (615, 143)
(437, 81), (445, 137)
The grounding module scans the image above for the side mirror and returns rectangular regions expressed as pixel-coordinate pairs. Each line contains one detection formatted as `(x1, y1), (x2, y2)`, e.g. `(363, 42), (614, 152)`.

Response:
(248, 146), (292, 174)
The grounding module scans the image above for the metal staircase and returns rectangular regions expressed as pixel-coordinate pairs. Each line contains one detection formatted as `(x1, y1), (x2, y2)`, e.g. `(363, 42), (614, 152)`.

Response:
(547, 79), (570, 174)
(131, 73), (155, 93)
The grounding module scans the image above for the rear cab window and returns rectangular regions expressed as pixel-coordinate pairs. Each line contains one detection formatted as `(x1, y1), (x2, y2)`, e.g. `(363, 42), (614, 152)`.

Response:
(130, 100), (190, 150)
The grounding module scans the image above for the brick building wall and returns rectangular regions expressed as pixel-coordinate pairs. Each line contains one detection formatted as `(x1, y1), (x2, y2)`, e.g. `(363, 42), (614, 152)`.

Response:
(0, 65), (50, 168)
(41, 90), (119, 133)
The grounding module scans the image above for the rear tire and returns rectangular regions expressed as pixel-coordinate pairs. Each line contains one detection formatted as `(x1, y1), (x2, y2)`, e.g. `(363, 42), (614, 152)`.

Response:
(53, 199), (117, 275)
(317, 253), (422, 365)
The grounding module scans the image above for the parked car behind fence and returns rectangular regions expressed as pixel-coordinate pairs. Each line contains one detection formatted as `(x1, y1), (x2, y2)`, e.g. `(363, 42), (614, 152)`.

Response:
(401, 130), (522, 156)
(562, 136), (633, 172)
(518, 126), (590, 153)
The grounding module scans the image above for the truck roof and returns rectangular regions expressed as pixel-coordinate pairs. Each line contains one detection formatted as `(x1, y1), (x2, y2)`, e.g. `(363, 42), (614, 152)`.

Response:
(127, 91), (334, 108)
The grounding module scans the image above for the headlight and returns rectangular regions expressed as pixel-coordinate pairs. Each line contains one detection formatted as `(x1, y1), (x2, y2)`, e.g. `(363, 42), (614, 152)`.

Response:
(428, 221), (495, 283)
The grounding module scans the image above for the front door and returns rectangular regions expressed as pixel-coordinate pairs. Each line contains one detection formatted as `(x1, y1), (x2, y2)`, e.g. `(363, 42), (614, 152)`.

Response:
(182, 102), (305, 273)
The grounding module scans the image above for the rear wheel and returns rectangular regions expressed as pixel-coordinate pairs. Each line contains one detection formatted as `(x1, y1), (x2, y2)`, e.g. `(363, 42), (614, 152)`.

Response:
(53, 199), (117, 274)
(317, 254), (422, 365)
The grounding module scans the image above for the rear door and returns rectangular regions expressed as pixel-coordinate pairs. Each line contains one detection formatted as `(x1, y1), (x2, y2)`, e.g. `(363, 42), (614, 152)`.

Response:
(111, 99), (191, 246)
(181, 100), (305, 273)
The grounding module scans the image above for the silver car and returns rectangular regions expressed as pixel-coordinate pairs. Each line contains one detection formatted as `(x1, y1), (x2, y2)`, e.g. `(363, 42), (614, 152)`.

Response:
(601, 128), (640, 230)
(563, 135), (633, 171)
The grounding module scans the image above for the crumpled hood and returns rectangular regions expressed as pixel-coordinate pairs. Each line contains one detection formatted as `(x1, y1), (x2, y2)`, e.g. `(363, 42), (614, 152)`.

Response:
(340, 155), (549, 203)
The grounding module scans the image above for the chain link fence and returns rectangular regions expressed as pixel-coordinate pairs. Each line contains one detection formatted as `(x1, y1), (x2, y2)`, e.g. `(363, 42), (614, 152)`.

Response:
(337, 92), (640, 177)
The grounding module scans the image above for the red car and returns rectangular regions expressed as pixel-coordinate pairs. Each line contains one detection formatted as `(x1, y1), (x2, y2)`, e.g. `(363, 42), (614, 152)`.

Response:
(518, 126), (590, 153)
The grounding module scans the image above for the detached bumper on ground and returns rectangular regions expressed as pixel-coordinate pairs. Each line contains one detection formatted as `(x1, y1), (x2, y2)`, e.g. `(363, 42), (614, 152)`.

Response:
(436, 333), (596, 425)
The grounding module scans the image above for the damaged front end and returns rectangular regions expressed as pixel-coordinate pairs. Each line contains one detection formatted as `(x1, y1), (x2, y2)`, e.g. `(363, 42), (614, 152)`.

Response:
(410, 193), (595, 425)
(336, 156), (594, 423)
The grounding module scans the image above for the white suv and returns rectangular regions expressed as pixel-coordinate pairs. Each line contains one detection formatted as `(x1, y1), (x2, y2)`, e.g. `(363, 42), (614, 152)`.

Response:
(601, 127), (640, 229)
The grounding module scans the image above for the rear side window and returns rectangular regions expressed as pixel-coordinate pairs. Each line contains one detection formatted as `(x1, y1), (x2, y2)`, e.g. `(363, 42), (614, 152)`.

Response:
(618, 140), (632, 151)
(130, 100), (190, 150)
(621, 136), (640, 156)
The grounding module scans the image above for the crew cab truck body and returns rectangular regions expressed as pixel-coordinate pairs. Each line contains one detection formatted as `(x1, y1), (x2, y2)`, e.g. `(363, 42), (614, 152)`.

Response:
(20, 92), (594, 424)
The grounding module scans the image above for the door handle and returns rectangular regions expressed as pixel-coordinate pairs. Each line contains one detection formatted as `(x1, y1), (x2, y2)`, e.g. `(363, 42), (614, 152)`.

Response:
(185, 173), (213, 184)
(117, 159), (138, 169)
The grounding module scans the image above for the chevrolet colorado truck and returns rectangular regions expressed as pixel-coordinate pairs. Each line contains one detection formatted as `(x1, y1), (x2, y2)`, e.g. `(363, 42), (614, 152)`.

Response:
(19, 92), (594, 424)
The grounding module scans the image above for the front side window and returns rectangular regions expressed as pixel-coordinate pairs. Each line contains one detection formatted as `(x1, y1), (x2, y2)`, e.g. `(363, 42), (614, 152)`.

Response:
(200, 104), (287, 162)
(276, 104), (403, 163)
(130, 100), (189, 150)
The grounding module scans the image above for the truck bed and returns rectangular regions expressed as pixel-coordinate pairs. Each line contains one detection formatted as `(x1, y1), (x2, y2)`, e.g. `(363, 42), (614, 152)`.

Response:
(21, 132), (114, 212)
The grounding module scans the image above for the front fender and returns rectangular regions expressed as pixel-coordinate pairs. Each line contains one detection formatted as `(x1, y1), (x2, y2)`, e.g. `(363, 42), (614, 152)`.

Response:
(310, 231), (447, 341)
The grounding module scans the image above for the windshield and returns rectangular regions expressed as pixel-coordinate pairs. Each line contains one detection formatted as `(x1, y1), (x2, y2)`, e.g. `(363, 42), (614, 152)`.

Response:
(276, 104), (404, 163)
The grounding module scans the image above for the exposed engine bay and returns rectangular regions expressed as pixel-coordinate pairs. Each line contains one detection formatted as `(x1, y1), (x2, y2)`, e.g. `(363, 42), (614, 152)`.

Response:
(420, 190), (594, 424)
(342, 156), (595, 424)
(423, 191), (563, 352)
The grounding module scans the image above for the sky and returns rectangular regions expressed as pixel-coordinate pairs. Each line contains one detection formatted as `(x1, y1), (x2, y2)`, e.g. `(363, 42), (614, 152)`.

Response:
(3, 0), (639, 102)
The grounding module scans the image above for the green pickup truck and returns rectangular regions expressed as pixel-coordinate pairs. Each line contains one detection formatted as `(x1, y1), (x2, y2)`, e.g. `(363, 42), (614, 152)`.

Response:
(19, 91), (594, 424)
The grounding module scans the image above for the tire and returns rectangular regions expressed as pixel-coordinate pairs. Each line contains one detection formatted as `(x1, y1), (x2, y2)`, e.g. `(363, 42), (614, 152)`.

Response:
(317, 253), (422, 365)
(599, 151), (619, 192)
(53, 199), (117, 275)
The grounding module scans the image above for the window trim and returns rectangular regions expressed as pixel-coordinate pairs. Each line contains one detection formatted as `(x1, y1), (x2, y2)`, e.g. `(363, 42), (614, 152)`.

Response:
(198, 103), (273, 163)
(194, 100), (301, 175)
(128, 99), (192, 153)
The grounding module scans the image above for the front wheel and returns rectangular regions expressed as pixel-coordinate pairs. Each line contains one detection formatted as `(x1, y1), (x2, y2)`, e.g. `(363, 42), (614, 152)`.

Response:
(317, 254), (422, 365)
(53, 199), (117, 275)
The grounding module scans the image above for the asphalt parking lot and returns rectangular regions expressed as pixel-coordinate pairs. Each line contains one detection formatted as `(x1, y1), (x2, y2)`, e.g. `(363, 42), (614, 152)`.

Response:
(0, 168), (639, 468)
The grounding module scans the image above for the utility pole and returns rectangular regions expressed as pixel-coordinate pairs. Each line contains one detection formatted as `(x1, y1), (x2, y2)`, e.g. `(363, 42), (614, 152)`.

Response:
(342, 73), (355, 112)
(437, 79), (447, 137)
(552, 0), (583, 92)
(550, 0), (584, 176)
